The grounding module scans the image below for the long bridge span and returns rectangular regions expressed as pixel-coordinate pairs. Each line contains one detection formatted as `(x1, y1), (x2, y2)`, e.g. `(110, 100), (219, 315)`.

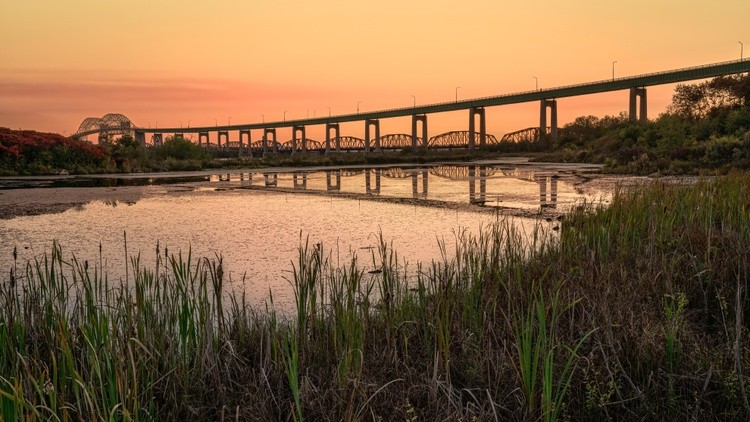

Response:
(73, 59), (750, 153)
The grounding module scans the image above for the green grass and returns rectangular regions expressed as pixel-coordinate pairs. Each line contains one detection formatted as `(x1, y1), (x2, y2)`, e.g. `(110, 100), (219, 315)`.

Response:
(2, 173), (750, 420)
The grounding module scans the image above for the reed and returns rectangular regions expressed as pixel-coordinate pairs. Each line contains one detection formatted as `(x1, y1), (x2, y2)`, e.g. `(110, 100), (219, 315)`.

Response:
(1, 173), (750, 420)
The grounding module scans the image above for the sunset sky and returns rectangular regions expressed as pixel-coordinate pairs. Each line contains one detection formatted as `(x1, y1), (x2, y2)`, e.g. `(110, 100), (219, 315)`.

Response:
(0, 1), (747, 141)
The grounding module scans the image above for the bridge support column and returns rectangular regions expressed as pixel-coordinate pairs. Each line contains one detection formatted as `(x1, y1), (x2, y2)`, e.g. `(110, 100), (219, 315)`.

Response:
(198, 132), (209, 147)
(539, 99), (558, 142)
(218, 131), (229, 148)
(325, 123), (340, 153)
(263, 128), (277, 155)
(152, 133), (163, 146)
(468, 107), (486, 149)
(239, 130), (252, 157)
(292, 125), (306, 154)
(365, 119), (380, 153)
(135, 131), (146, 146)
(412, 115), (428, 149)
(629, 87), (648, 122)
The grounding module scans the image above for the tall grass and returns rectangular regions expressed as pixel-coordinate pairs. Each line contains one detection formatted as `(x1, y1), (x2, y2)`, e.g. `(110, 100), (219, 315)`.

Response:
(2, 174), (750, 420)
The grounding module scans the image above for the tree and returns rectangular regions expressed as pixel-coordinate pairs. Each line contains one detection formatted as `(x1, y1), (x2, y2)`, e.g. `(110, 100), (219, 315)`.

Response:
(668, 75), (750, 120)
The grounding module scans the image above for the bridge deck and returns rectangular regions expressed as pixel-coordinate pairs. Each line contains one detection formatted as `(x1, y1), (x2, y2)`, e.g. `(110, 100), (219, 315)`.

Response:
(123, 59), (750, 135)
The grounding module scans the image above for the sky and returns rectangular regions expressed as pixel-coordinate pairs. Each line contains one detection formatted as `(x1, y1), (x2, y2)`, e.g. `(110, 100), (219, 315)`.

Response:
(0, 0), (748, 142)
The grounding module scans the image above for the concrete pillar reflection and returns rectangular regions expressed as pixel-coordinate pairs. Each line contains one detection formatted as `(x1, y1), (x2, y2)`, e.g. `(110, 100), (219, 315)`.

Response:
(264, 173), (278, 187)
(539, 99), (558, 142)
(537, 174), (547, 208)
(326, 170), (341, 191)
(468, 165), (476, 203)
(411, 114), (428, 149)
(629, 87), (648, 122)
(293, 173), (307, 190)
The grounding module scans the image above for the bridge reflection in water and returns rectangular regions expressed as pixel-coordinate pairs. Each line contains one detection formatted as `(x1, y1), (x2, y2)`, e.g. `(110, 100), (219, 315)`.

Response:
(209, 164), (577, 211)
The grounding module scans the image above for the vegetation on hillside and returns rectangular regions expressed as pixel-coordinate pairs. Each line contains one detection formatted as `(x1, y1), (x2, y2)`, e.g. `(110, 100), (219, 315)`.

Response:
(537, 74), (750, 174)
(2, 175), (750, 420)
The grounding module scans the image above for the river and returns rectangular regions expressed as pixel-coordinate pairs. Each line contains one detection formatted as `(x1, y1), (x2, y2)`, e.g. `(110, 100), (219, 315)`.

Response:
(0, 160), (620, 310)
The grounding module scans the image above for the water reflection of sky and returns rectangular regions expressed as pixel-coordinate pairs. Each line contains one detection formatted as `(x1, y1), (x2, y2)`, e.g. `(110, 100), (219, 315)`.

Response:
(0, 163), (609, 311)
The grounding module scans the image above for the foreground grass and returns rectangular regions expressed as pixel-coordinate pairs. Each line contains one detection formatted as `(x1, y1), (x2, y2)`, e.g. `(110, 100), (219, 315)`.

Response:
(2, 174), (750, 420)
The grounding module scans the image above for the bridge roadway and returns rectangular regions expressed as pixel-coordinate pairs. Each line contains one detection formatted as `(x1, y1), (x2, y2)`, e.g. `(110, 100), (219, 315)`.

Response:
(135, 59), (750, 138)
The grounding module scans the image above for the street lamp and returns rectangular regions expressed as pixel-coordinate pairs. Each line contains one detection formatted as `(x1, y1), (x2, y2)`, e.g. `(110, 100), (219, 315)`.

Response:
(228, 116), (231, 125)
(455, 86), (461, 102)
(187, 120), (191, 128)
(261, 114), (264, 123)
(357, 101), (361, 113)
(612, 61), (617, 81)
(179, 121), (183, 128)
(411, 95), (416, 107)
(533, 76), (538, 91)
(740, 41), (744, 60)
(283, 111), (287, 121)
(214, 119), (218, 127)
(327, 107), (331, 117)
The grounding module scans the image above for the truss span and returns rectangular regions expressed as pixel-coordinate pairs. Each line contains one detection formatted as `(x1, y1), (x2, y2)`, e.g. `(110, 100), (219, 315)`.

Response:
(280, 138), (324, 151)
(500, 127), (543, 143)
(428, 131), (498, 148)
(335, 136), (366, 149)
(376, 133), (419, 149)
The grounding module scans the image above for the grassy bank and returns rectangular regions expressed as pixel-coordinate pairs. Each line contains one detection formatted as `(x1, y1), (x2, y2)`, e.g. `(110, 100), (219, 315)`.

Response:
(2, 174), (750, 420)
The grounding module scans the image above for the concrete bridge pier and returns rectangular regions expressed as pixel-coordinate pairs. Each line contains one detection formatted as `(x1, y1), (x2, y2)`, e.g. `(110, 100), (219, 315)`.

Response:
(325, 123), (340, 153)
(326, 170), (341, 191)
(365, 119), (381, 152)
(218, 131), (229, 148)
(135, 131), (145, 146)
(292, 125), (306, 154)
(468, 107), (486, 149)
(239, 130), (252, 157)
(198, 132), (209, 147)
(412, 115), (428, 149)
(468, 165), (487, 204)
(152, 133), (163, 146)
(629, 87), (648, 122)
(263, 128), (277, 155)
(540, 99), (558, 142)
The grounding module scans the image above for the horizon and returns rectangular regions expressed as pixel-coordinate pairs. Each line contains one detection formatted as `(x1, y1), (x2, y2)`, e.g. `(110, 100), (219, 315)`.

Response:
(1, 1), (747, 140)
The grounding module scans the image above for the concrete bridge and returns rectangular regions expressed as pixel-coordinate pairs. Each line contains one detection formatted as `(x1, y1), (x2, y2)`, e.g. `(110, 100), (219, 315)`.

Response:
(73, 59), (750, 153)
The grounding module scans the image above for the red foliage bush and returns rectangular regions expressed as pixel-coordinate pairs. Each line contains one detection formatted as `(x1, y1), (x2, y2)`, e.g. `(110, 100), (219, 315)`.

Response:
(0, 127), (109, 174)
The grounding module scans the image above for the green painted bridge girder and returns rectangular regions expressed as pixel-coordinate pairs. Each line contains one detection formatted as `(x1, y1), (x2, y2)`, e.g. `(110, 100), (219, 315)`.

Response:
(136, 59), (750, 135)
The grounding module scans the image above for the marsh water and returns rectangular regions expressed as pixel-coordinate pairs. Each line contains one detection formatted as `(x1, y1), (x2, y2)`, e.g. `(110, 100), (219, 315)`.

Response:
(0, 160), (616, 309)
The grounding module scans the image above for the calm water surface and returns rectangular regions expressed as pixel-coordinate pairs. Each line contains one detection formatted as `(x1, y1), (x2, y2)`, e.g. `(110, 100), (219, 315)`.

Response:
(0, 162), (611, 309)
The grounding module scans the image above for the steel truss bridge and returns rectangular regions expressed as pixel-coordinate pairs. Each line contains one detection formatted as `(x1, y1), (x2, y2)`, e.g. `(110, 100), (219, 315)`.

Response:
(72, 59), (750, 152)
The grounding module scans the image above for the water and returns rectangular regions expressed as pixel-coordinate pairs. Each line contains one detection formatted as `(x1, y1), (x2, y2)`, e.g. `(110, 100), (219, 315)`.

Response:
(0, 161), (612, 310)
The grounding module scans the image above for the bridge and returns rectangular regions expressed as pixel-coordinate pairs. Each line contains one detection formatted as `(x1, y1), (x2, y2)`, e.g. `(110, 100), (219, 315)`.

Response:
(73, 59), (750, 153)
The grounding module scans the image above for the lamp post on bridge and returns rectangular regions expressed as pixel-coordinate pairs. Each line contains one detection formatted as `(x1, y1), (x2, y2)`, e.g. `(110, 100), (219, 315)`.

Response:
(533, 76), (538, 91)
(261, 114), (264, 123)
(357, 101), (361, 113)
(455, 86), (461, 102)
(411, 95), (416, 107)
(327, 107), (331, 117)
(214, 119), (218, 127)
(179, 121), (183, 128)
(228, 116), (231, 125)
(740, 41), (744, 60)
(612, 61), (617, 81)
(283, 111), (287, 121)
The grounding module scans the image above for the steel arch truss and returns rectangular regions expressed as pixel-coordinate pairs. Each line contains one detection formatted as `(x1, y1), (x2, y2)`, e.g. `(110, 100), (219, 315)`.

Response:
(336, 136), (366, 150)
(74, 113), (136, 141)
(500, 127), (542, 143)
(281, 138), (324, 152)
(375, 133), (419, 149)
(428, 131), (498, 148)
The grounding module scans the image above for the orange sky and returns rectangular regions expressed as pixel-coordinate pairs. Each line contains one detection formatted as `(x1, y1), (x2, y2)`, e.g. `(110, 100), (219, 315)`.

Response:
(0, 1), (747, 141)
